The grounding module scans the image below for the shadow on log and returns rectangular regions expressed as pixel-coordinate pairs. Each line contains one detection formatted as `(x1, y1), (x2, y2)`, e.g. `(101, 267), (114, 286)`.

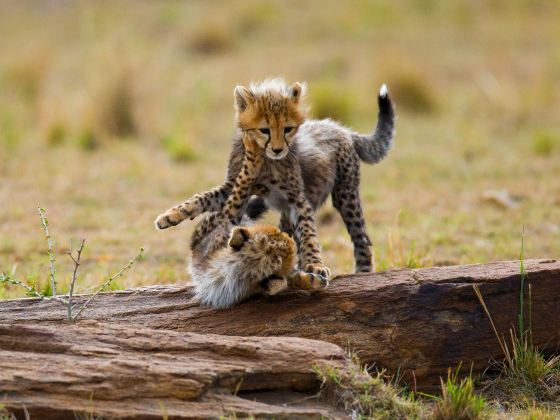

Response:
(1, 259), (559, 392)
(0, 324), (349, 418)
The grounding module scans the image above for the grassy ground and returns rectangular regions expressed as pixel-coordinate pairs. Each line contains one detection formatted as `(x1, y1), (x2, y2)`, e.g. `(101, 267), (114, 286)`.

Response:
(314, 298), (560, 419)
(1, 1), (559, 296)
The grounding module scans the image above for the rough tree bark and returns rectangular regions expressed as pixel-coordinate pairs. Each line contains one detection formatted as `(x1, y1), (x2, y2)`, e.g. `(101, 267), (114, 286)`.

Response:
(1, 259), (559, 391)
(0, 324), (350, 419)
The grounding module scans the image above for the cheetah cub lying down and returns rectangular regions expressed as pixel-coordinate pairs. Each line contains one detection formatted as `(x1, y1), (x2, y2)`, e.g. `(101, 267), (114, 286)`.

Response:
(190, 218), (325, 309)
(189, 137), (326, 309)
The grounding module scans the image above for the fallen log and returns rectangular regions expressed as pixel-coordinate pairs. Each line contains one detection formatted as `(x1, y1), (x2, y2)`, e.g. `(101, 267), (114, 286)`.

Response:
(0, 323), (350, 419)
(1, 259), (559, 390)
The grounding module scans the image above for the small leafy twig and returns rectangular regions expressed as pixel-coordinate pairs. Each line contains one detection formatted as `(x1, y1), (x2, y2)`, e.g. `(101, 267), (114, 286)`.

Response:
(38, 207), (57, 297)
(66, 238), (86, 322)
(0, 272), (67, 304)
(0, 272), (42, 298)
(72, 247), (144, 321)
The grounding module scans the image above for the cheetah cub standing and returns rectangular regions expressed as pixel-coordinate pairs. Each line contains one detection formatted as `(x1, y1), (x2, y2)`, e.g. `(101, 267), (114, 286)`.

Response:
(156, 79), (395, 274)
(190, 136), (325, 309)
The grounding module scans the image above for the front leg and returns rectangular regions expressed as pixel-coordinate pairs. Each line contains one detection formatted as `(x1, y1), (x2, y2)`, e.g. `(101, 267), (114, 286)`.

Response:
(279, 209), (295, 238)
(155, 137), (246, 230)
(155, 182), (233, 230)
(290, 198), (331, 280)
(221, 135), (264, 221)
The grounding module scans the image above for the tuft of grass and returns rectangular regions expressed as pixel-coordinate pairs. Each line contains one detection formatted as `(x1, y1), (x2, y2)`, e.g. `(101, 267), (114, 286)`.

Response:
(516, 404), (557, 420)
(0, 239), (15, 255)
(0, 404), (15, 420)
(313, 362), (421, 419)
(0, 112), (23, 151)
(476, 315), (560, 408)
(188, 21), (235, 55)
(25, 272), (52, 298)
(45, 121), (67, 146)
(235, 2), (277, 37)
(309, 80), (352, 123)
(377, 211), (431, 270)
(388, 73), (437, 114)
(532, 131), (558, 156)
(6, 50), (50, 102)
(94, 74), (137, 139)
(431, 367), (488, 420)
(76, 127), (101, 151)
(163, 132), (197, 162)
(106, 279), (123, 291)
(219, 415), (255, 420)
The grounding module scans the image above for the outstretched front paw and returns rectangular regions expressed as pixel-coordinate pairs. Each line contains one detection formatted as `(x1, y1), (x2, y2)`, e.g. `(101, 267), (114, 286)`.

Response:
(303, 263), (331, 281)
(154, 201), (202, 230)
(155, 208), (183, 230)
(289, 271), (328, 290)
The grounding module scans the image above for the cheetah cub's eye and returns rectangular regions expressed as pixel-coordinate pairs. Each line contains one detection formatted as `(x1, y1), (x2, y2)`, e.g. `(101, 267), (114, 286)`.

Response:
(284, 127), (294, 134)
(259, 128), (270, 135)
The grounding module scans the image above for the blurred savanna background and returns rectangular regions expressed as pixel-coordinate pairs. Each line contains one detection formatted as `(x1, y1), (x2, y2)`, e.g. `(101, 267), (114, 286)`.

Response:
(1, 0), (559, 299)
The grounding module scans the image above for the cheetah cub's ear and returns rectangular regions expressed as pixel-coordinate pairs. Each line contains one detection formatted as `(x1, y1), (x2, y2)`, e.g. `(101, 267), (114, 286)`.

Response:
(234, 85), (254, 112)
(289, 82), (305, 104)
(228, 227), (250, 250)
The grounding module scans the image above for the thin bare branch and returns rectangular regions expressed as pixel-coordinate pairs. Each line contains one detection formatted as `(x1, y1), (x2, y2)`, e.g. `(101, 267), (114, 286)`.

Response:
(73, 247), (143, 321)
(66, 238), (86, 322)
(37, 206), (57, 297)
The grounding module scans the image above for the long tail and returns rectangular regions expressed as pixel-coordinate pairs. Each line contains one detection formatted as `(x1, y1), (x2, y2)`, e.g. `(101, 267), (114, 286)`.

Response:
(352, 84), (395, 164)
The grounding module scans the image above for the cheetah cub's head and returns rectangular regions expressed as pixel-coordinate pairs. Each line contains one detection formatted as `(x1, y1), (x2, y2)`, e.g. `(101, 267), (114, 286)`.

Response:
(234, 79), (308, 160)
(228, 224), (297, 276)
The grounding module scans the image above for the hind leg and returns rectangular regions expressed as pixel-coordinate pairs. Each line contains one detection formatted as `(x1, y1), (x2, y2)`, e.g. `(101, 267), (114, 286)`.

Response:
(332, 186), (373, 273)
(279, 210), (295, 237)
(259, 276), (288, 296)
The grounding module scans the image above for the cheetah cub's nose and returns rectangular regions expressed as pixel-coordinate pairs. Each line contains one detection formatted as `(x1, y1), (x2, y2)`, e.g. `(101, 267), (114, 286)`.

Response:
(272, 148), (283, 155)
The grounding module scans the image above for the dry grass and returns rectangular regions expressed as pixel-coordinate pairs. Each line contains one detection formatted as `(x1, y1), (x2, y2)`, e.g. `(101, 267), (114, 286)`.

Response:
(477, 323), (560, 413)
(313, 362), (423, 419)
(472, 254), (560, 416)
(0, 0), (559, 299)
